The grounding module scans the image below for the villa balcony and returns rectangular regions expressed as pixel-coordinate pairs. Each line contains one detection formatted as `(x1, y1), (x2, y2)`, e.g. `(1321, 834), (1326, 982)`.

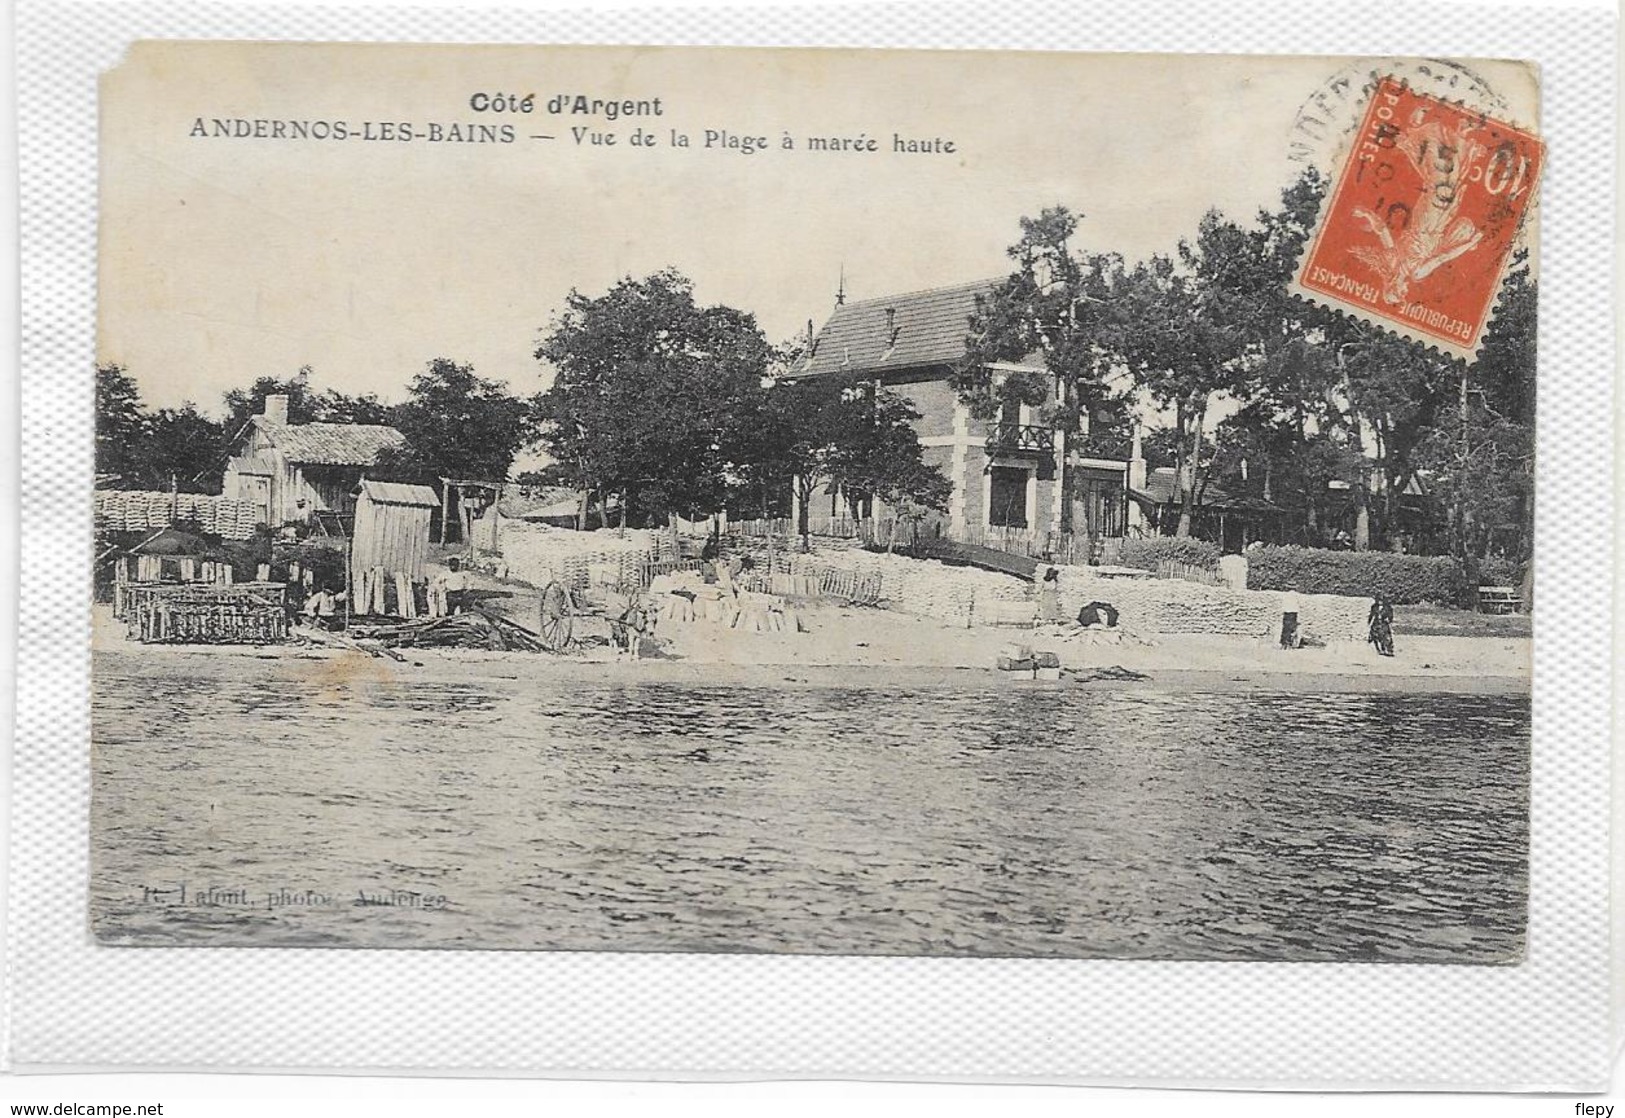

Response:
(985, 422), (1055, 457)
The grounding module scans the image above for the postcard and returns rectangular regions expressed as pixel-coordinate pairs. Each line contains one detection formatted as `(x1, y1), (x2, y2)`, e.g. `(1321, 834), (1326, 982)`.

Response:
(87, 41), (1542, 964)
(18, 0), (1625, 1090)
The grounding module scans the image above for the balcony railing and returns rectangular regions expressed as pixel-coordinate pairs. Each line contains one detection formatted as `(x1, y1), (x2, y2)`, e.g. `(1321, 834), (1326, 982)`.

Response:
(985, 422), (1055, 456)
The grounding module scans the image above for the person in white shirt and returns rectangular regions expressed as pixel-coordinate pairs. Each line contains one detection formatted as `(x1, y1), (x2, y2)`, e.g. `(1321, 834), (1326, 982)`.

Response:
(432, 557), (472, 615)
(302, 585), (346, 631)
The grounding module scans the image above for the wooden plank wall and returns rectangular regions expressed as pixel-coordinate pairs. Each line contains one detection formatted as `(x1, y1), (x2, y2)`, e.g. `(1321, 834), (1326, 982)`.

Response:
(351, 497), (432, 588)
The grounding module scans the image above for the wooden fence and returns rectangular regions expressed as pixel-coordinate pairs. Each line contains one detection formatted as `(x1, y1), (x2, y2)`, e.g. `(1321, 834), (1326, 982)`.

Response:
(638, 557), (705, 587)
(1155, 559), (1224, 586)
(126, 584), (289, 644)
(731, 517), (794, 538)
(727, 515), (1135, 568)
(731, 515), (865, 540)
(730, 555), (885, 605)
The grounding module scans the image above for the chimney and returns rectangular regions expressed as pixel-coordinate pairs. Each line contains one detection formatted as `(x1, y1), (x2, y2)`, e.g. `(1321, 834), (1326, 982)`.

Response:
(262, 394), (290, 425)
(1128, 422), (1147, 492)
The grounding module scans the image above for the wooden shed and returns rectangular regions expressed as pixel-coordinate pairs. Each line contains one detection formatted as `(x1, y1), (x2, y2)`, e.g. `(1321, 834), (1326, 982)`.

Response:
(350, 479), (438, 591)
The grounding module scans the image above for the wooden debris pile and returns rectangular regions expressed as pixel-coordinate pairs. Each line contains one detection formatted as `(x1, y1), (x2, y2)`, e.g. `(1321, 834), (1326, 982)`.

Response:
(347, 608), (554, 652)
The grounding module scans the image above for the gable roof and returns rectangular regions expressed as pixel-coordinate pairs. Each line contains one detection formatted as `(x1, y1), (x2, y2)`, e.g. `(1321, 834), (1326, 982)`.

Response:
(796, 279), (1041, 378)
(255, 419), (405, 466)
(355, 479), (439, 508)
(131, 527), (212, 556)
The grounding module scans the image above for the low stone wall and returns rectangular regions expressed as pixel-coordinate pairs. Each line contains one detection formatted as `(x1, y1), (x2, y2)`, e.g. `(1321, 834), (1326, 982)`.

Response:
(786, 549), (1374, 639)
(1056, 568), (1370, 642)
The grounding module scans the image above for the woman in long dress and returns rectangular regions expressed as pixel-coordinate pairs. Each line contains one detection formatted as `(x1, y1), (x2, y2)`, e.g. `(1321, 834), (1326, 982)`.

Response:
(1037, 566), (1061, 623)
(1367, 595), (1395, 657)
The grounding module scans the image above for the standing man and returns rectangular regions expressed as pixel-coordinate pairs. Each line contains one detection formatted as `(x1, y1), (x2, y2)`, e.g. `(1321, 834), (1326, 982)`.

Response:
(432, 557), (472, 615)
(1279, 586), (1302, 649)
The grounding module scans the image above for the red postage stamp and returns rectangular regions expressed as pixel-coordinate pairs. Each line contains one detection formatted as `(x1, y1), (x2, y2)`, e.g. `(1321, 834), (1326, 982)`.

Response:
(1292, 75), (1543, 361)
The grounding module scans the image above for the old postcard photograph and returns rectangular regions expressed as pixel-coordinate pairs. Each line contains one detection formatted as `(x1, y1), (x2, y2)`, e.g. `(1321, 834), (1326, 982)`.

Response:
(89, 42), (1539, 962)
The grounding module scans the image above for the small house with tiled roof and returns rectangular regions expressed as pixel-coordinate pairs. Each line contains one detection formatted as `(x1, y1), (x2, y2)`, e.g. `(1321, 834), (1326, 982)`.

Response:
(222, 394), (406, 529)
(1129, 466), (1286, 550)
(792, 280), (1131, 543)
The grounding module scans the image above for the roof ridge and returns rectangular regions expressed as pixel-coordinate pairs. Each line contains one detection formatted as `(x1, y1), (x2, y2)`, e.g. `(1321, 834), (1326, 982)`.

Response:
(258, 418), (402, 432)
(830, 276), (1008, 310)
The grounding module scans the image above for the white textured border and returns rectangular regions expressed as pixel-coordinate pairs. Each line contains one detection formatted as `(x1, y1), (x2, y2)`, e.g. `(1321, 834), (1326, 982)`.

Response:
(9, 0), (1617, 1089)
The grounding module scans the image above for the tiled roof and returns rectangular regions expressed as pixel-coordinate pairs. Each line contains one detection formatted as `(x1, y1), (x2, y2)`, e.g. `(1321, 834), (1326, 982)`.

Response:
(1130, 467), (1282, 513)
(356, 479), (439, 507)
(228, 451), (280, 475)
(256, 419), (405, 466)
(796, 279), (1042, 377)
(1133, 467), (1184, 505)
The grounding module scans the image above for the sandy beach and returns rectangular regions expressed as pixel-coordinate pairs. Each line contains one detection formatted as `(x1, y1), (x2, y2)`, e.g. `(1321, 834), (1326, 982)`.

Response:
(91, 601), (1531, 694)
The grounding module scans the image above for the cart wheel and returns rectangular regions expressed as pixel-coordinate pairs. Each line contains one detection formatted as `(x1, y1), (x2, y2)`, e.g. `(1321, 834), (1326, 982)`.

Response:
(538, 581), (574, 651)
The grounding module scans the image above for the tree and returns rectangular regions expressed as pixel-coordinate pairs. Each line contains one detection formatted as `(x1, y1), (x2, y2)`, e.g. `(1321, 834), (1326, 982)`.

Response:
(315, 389), (397, 427)
(1221, 171), (1527, 554)
(95, 364), (147, 485)
(1413, 264), (1537, 569)
(1139, 424), (1186, 473)
(725, 340), (808, 520)
(1199, 173), (1342, 538)
(754, 377), (848, 544)
(131, 404), (227, 493)
(534, 269), (775, 527)
(822, 383), (953, 522)
(380, 358), (535, 484)
(97, 365), (227, 492)
(756, 375), (950, 548)
(221, 366), (324, 434)
(956, 207), (1128, 534)
(1110, 213), (1256, 536)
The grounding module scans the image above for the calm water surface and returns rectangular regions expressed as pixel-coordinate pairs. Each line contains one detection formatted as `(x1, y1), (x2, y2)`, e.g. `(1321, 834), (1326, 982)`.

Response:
(90, 653), (1528, 962)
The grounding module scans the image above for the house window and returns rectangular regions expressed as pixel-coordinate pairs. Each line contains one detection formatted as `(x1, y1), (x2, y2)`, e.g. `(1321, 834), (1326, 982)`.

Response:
(988, 466), (1030, 528)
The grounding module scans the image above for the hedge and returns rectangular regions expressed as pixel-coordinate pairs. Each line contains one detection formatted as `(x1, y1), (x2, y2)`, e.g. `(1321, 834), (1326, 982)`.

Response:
(1116, 537), (1222, 573)
(1475, 556), (1523, 588)
(1245, 545), (1468, 604)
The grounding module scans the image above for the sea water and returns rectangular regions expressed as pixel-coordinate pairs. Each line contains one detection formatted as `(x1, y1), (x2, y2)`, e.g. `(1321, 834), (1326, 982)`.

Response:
(89, 653), (1528, 962)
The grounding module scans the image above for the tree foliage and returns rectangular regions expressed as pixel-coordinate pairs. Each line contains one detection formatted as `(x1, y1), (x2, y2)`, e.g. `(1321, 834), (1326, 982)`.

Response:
(222, 367), (325, 434)
(532, 269), (950, 532)
(223, 366), (399, 433)
(955, 206), (1126, 532)
(133, 404), (228, 493)
(979, 169), (1536, 562)
(534, 269), (776, 525)
(748, 375), (950, 542)
(1109, 213), (1268, 535)
(95, 364), (146, 484)
(378, 358), (534, 483)
(95, 364), (228, 491)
